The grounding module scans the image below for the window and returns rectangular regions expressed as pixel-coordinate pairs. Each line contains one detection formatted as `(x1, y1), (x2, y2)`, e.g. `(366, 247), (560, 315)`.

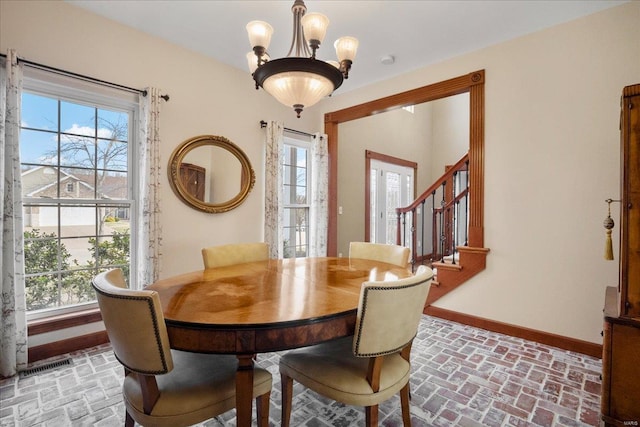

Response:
(20, 76), (137, 318)
(282, 136), (311, 258)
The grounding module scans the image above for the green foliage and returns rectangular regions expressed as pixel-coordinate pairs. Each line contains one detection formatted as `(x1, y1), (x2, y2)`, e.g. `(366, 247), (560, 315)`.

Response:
(24, 228), (130, 311)
(24, 229), (71, 273)
(24, 229), (72, 310)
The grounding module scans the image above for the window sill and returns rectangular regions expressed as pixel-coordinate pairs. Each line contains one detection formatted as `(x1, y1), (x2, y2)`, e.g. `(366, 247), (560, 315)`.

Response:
(28, 308), (103, 336)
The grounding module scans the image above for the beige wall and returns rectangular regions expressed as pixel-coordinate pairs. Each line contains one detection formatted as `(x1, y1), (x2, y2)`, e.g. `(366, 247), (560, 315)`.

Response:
(320, 1), (640, 344)
(0, 0), (321, 347)
(0, 0), (320, 280)
(2, 0), (639, 347)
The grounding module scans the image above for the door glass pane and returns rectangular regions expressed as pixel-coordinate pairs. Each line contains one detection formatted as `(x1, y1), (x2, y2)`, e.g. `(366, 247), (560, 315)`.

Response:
(385, 171), (400, 244)
(370, 168), (377, 242)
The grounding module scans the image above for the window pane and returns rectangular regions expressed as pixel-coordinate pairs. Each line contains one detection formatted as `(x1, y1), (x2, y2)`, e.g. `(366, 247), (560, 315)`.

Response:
(98, 109), (129, 143)
(61, 167), (96, 199)
(296, 149), (307, 167)
(60, 206), (96, 235)
(20, 128), (58, 166)
(98, 171), (128, 200)
(21, 165), (54, 198)
(97, 138), (128, 172)
(61, 101), (95, 136)
(21, 93), (58, 131)
(96, 230), (131, 269)
(283, 207), (308, 258)
(296, 185), (307, 203)
(59, 132), (95, 168)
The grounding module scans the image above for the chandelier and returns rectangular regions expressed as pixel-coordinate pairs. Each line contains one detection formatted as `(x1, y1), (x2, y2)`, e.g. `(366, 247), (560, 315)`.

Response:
(246, 0), (358, 118)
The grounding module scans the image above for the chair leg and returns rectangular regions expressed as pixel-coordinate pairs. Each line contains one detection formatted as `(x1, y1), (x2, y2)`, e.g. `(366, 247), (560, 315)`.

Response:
(256, 391), (271, 427)
(280, 373), (294, 427)
(365, 404), (379, 427)
(400, 384), (412, 426)
(125, 410), (134, 427)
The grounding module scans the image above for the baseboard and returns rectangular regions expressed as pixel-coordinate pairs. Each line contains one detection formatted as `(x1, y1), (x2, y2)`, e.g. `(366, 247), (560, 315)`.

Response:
(28, 308), (602, 362)
(424, 306), (602, 358)
(28, 331), (109, 363)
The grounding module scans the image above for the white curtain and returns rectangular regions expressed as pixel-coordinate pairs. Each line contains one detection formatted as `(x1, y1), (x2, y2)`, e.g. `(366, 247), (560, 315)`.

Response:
(264, 121), (284, 259)
(135, 87), (163, 289)
(309, 133), (329, 257)
(0, 49), (28, 377)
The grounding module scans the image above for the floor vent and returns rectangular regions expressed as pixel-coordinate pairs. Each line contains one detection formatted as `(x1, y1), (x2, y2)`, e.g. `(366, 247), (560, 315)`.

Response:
(19, 358), (73, 378)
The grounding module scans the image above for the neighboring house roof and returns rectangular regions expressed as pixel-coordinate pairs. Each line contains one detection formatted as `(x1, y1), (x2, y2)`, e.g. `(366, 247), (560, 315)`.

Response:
(21, 166), (127, 199)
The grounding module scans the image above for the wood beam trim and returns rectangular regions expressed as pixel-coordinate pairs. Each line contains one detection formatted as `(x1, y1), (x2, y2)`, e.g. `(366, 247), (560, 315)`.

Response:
(28, 308), (103, 336)
(28, 331), (109, 363)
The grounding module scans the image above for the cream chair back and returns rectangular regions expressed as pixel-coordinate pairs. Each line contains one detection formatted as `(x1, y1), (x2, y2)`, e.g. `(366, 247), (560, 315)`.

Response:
(92, 268), (173, 374)
(349, 242), (411, 269)
(353, 265), (433, 357)
(201, 242), (269, 269)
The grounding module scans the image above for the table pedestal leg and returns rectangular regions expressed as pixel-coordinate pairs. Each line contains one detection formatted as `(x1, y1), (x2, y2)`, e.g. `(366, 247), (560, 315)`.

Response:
(236, 354), (254, 427)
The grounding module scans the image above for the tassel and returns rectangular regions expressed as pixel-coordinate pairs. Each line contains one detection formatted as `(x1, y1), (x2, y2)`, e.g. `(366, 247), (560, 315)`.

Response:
(604, 227), (614, 260)
(603, 199), (615, 260)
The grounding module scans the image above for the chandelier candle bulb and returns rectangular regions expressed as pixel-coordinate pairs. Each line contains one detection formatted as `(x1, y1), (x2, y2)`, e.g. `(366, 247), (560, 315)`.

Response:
(247, 0), (358, 117)
(301, 12), (329, 54)
(246, 20), (273, 58)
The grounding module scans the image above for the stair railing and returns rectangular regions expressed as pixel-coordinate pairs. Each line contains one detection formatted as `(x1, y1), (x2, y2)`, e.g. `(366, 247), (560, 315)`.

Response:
(396, 153), (470, 269)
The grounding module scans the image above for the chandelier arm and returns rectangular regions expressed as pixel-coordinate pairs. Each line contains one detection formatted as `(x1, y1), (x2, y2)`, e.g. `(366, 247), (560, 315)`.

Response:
(286, 3), (312, 58)
(285, 7), (298, 57)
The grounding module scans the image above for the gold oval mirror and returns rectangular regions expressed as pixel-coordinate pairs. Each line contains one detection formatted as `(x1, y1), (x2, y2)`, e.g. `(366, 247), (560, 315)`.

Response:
(168, 135), (255, 213)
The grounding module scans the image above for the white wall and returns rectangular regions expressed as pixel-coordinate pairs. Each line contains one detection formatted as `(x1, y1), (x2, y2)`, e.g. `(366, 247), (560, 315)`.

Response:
(2, 0), (639, 347)
(320, 1), (640, 344)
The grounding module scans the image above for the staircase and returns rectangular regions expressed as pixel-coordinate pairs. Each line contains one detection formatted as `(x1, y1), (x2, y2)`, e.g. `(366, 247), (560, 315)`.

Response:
(396, 152), (489, 306)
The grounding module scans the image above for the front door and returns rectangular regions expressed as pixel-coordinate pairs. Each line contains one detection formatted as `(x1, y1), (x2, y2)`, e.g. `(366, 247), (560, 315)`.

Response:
(369, 159), (414, 244)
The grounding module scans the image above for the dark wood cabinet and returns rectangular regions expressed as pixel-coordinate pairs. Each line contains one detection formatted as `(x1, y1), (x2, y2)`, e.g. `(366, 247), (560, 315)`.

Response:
(179, 163), (206, 202)
(601, 84), (640, 426)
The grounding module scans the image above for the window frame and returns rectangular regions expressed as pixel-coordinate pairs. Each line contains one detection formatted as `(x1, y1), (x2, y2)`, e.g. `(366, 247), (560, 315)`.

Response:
(22, 71), (140, 322)
(282, 134), (312, 258)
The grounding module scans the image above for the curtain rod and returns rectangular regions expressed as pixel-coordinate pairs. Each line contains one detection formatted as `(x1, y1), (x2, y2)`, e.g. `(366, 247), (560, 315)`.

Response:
(0, 52), (169, 101)
(260, 120), (315, 138)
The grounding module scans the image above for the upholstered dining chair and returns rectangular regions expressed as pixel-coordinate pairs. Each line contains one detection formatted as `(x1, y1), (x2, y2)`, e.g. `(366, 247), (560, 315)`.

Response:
(349, 241), (411, 269)
(201, 242), (269, 269)
(279, 265), (434, 427)
(92, 269), (272, 427)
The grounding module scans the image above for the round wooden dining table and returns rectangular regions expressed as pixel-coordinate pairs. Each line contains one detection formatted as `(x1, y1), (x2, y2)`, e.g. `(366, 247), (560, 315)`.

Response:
(145, 256), (412, 427)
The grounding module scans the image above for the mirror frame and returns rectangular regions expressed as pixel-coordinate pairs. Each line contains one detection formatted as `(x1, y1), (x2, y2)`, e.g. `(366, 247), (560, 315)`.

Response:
(324, 70), (485, 256)
(168, 135), (256, 213)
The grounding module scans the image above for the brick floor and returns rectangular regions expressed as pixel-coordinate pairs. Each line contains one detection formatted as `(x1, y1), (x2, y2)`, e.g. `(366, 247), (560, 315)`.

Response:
(0, 316), (602, 426)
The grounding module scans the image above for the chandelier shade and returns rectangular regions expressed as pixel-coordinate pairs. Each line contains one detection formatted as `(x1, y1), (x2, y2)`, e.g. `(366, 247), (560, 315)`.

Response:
(253, 57), (343, 117)
(247, 0), (358, 117)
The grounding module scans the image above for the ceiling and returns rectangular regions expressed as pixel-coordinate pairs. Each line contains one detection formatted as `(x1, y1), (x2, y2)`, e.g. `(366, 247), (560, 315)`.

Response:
(67, 0), (626, 94)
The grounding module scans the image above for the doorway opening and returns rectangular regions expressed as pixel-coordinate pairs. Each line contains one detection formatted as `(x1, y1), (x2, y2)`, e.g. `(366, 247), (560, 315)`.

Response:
(365, 150), (417, 244)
